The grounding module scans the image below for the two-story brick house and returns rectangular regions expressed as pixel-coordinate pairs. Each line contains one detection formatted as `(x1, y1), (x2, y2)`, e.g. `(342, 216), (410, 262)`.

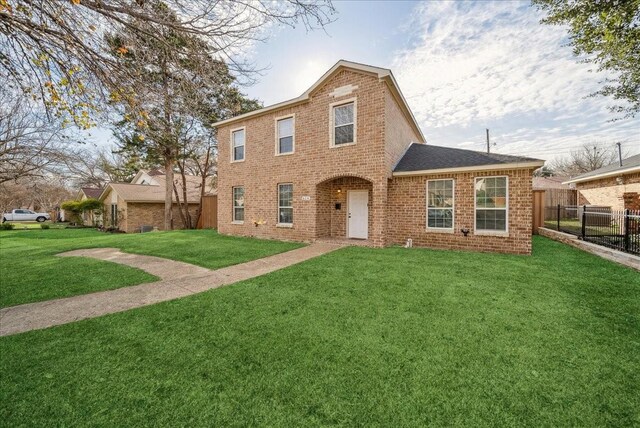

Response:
(214, 61), (544, 254)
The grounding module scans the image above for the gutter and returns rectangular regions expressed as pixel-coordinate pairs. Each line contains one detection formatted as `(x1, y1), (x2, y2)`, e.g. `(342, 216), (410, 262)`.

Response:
(393, 160), (545, 177)
(562, 165), (640, 185)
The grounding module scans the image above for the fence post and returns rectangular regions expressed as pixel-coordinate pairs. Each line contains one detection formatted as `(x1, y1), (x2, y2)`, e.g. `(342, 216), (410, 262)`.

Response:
(624, 209), (630, 253)
(557, 204), (560, 231)
(581, 205), (587, 239)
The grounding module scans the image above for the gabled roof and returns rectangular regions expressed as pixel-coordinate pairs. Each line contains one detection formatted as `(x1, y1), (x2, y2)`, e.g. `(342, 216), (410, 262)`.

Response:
(563, 153), (640, 184)
(99, 175), (215, 203)
(393, 144), (544, 176)
(79, 187), (103, 199)
(212, 60), (426, 143)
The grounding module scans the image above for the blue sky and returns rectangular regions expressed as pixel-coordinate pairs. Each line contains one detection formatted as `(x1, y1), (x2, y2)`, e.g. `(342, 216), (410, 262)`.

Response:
(88, 0), (639, 163)
(241, 0), (639, 162)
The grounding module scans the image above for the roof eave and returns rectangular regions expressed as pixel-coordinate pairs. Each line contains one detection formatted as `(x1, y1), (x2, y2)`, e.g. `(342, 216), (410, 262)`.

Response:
(563, 165), (640, 184)
(393, 160), (545, 177)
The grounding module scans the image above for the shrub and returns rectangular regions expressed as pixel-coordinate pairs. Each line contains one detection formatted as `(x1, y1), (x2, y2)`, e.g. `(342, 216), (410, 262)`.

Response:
(40, 224), (50, 230)
(61, 198), (103, 225)
(0, 223), (15, 231)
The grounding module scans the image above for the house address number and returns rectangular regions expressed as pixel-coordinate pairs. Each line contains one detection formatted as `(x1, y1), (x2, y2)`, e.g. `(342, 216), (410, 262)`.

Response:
(301, 196), (311, 201)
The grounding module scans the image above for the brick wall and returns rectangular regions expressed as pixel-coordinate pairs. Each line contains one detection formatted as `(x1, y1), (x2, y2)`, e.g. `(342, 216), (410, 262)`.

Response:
(384, 89), (422, 175)
(387, 168), (536, 254)
(215, 65), (536, 254)
(216, 68), (418, 247)
(623, 192), (640, 210)
(124, 202), (200, 233)
(576, 172), (640, 210)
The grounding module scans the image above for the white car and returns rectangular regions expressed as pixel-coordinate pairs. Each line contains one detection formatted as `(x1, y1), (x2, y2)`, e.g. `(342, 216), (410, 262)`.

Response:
(3, 209), (51, 223)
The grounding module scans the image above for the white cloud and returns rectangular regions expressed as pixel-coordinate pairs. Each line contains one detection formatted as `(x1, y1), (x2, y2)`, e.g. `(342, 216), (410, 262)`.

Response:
(391, 1), (639, 162)
(394, 1), (609, 127)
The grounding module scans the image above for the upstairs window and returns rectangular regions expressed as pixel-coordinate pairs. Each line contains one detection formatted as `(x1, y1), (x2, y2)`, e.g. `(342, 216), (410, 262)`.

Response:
(233, 186), (245, 222)
(475, 176), (508, 232)
(427, 179), (454, 230)
(231, 128), (245, 162)
(276, 116), (294, 155)
(278, 183), (293, 224)
(331, 101), (356, 146)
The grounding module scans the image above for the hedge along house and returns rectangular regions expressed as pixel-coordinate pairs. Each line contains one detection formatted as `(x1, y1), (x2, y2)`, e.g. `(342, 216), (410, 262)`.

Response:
(563, 153), (640, 211)
(213, 60), (544, 254)
(98, 170), (210, 233)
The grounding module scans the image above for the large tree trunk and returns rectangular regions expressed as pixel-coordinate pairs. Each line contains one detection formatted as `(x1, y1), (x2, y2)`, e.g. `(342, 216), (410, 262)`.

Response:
(164, 158), (173, 230)
(194, 145), (211, 228)
(172, 179), (189, 229)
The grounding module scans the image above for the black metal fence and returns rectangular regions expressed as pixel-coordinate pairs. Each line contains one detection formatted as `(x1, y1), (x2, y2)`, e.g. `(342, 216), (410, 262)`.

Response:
(544, 205), (640, 256)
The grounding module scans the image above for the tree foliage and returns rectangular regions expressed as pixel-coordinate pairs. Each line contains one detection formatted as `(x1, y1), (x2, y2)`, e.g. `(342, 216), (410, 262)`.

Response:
(533, 0), (640, 118)
(61, 197), (103, 225)
(107, 1), (262, 229)
(0, 176), (73, 214)
(0, 0), (334, 126)
(0, 89), (74, 184)
(550, 142), (627, 176)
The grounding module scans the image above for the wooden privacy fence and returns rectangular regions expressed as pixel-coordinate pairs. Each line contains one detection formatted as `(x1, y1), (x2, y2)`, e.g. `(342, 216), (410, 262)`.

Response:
(532, 190), (545, 235)
(197, 195), (218, 229)
(544, 188), (577, 207)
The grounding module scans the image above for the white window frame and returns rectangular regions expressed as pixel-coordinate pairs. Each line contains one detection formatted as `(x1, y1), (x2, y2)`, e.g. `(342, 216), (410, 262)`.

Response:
(230, 126), (246, 163)
(329, 98), (357, 148)
(232, 186), (245, 224)
(474, 176), (509, 236)
(426, 179), (455, 232)
(277, 183), (294, 227)
(275, 114), (295, 156)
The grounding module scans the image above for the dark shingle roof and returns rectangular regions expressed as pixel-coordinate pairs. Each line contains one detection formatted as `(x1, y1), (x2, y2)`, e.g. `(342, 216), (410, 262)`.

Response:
(565, 153), (640, 183)
(81, 187), (103, 199)
(394, 144), (543, 173)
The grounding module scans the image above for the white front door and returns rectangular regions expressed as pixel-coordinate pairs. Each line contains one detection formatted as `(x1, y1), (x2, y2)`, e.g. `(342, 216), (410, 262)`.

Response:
(347, 190), (368, 239)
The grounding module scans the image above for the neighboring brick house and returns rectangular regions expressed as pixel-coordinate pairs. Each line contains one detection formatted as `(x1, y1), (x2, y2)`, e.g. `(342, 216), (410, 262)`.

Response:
(564, 154), (640, 211)
(98, 170), (211, 233)
(214, 61), (544, 254)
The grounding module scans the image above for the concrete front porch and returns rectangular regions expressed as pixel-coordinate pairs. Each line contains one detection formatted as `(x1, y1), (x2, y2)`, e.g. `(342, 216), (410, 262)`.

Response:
(316, 175), (376, 243)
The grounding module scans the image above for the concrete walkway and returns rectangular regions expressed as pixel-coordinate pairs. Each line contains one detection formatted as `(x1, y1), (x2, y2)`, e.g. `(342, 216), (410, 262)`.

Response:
(0, 243), (341, 337)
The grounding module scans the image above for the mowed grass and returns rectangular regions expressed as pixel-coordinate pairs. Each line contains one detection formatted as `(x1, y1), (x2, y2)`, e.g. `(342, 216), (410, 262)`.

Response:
(1, 237), (638, 426)
(3, 221), (67, 230)
(0, 229), (302, 308)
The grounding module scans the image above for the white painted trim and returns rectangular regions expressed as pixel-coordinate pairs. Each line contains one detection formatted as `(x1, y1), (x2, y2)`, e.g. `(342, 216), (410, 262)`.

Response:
(474, 176), (509, 236)
(329, 98), (357, 148)
(346, 189), (368, 239)
(232, 186), (245, 223)
(562, 165), (640, 184)
(393, 161), (544, 177)
(426, 179), (455, 232)
(277, 183), (294, 226)
(230, 126), (246, 163)
(274, 114), (295, 156)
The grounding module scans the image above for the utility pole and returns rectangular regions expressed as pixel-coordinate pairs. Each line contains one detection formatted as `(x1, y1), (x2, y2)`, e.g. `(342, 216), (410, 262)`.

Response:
(616, 142), (623, 166)
(486, 128), (490, 154)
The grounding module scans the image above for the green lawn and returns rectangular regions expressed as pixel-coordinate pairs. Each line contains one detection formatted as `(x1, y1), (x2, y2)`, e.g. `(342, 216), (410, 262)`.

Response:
(1, 236), (638, 426)
(2, 221), (67, 230)
(0, 229), (302, 308)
